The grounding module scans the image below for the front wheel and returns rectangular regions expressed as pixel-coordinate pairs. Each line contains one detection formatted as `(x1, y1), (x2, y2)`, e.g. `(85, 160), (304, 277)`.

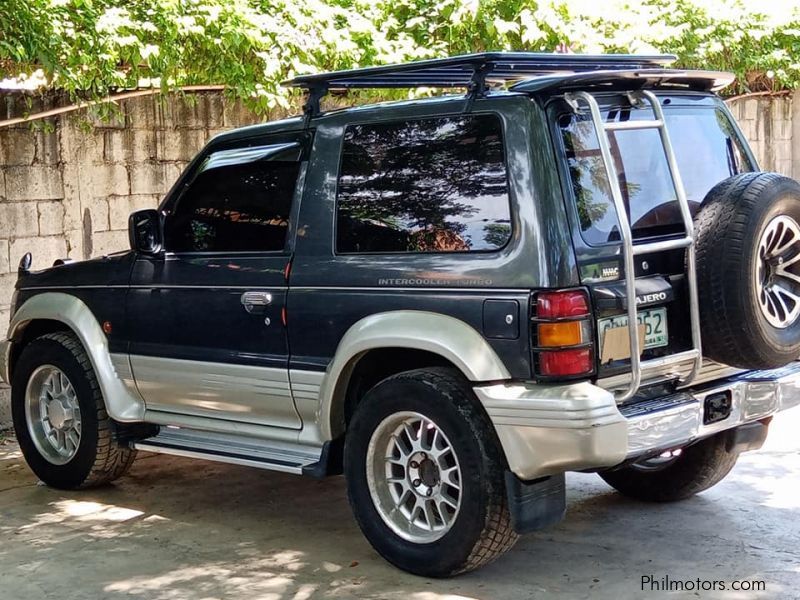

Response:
(599, 432), (739, 502)
(11, 332), (136, 489)
(344, 368), (517, 577)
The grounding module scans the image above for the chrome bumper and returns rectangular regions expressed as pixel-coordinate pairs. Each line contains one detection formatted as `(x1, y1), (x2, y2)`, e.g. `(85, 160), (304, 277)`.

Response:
(475, 363), (800, 481)
(0, 339), (10, 385)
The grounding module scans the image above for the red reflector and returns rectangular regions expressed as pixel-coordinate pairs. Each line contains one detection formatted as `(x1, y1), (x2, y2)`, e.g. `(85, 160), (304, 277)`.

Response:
(537, 291), (589, 318)
(539, 348), (592, 376)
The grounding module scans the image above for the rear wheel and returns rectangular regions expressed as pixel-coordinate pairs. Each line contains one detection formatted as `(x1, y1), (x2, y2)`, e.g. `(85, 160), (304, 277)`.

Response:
(11, 332), (136, 489)
(344, 367), (517, 577)
(599, 432), (739, 502)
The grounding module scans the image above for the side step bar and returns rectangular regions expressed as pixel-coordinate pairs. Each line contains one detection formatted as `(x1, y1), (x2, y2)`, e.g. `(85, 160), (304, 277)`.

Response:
(133, 426), (324, 476)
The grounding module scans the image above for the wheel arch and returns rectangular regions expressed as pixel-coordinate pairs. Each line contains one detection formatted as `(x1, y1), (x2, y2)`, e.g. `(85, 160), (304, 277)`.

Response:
(8, 318), (70, 368)
(317, 310), (511, 440)
(5, 292), (145, 422)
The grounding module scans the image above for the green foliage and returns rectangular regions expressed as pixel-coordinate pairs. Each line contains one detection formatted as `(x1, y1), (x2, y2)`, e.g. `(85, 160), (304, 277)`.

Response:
(1, 0), (799, 114)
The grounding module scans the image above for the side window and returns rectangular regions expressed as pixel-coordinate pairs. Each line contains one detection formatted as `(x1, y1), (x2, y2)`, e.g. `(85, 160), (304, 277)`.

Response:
(164, 144), (301, 253)
(336, 114), (511, 253)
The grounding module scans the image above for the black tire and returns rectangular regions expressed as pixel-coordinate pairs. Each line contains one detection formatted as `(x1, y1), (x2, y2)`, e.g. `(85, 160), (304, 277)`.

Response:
(599, 432), (739, 502)
(344, 367), (517, 577)
(11, 332), (136, 489)
(695, 172), (800, 368)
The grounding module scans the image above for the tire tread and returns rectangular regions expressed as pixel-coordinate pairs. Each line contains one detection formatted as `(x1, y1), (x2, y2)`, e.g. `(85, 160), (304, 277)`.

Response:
(600, 432), (739, 502)
(695, 172), (800, 367)
(387, 369), (519, 574)
(346, 367), (518, 577)
(24, 332), (135, 488)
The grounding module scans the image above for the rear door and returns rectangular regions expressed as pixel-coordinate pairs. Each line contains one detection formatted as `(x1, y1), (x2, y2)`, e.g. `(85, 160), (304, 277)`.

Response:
(550, 92), (756, 378)
(127, 132), (310, 428)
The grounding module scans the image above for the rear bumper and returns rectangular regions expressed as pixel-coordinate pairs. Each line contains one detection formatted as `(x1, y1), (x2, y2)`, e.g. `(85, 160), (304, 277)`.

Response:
(475, 363), (800, 481)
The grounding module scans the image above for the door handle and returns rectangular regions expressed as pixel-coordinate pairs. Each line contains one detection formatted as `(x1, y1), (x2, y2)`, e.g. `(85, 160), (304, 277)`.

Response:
(241, 291), (273, 313)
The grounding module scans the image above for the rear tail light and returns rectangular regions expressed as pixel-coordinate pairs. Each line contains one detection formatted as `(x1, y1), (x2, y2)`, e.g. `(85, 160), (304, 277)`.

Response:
(539, 348), (592, 376)
(536, 290), (590, 318)
(532, 289), (595, 378)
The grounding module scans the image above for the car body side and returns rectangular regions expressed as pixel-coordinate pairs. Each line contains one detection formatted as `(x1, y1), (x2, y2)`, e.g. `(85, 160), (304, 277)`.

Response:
(1, 89), (775, 480)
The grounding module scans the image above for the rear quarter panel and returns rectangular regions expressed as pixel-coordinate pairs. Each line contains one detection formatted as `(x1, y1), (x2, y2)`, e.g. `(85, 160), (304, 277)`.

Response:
(289, 94), (579, 379)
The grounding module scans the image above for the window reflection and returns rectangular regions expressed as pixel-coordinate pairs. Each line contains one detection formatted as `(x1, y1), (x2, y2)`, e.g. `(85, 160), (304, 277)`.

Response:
(561, 106), (753, 245)
(336, 115), (512, 253)
(165, 161), (299, 253)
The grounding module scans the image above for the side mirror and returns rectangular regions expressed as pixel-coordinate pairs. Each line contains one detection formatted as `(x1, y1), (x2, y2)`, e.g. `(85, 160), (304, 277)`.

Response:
(129, 209), (163, 255)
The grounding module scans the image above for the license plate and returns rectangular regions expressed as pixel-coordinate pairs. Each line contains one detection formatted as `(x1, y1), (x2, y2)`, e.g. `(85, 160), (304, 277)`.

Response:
(598, 307), (669, 351)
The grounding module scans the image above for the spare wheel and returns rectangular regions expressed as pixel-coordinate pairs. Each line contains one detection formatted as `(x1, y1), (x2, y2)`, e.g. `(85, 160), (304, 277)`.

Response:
(694, 172), (800, 368)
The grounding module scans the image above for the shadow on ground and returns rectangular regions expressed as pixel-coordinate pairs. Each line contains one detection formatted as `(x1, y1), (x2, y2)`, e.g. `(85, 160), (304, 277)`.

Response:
(0, 409), (798, 600)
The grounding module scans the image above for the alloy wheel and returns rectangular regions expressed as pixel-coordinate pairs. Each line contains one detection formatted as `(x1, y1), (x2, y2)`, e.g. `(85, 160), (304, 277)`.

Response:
(756, 214), (800, 328)
(365, 411), (462, 543)
(24, 365), (82, 465)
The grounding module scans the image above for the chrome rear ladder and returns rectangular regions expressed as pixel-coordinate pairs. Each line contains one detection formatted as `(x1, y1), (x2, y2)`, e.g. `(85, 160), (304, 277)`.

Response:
(564, 90), (702, 401)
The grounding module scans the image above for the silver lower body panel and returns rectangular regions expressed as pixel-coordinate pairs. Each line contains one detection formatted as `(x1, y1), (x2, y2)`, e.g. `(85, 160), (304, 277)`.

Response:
(130, 355), (302, 430)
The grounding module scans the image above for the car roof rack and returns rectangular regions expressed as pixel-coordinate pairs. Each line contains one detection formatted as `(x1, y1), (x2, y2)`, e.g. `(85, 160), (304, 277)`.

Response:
(283, 51), (678, 119)
(510, 68), (735, 94)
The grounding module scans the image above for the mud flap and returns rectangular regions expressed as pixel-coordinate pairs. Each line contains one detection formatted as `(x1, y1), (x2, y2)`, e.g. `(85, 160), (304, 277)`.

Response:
(505, 471), (567, 534)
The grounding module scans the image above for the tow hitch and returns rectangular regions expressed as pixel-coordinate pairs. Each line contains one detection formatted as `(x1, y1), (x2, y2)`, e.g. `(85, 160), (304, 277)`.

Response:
(703, 390), (733, 424)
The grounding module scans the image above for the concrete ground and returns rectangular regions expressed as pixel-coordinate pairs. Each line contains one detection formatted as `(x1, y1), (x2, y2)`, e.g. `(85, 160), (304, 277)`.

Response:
(0, 410), (798, 600)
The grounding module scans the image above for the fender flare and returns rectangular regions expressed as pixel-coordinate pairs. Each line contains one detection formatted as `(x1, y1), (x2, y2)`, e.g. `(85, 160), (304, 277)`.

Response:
(6, 292), (145, 422)
(317, 310), (511, 439)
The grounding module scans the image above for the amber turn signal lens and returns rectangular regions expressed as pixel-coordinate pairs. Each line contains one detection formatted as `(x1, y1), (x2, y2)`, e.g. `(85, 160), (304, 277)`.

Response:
(538, 321), (582, 347)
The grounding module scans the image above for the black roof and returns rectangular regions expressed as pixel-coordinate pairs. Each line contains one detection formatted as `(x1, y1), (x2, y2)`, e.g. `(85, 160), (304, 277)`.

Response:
(283, 52), (678, 91)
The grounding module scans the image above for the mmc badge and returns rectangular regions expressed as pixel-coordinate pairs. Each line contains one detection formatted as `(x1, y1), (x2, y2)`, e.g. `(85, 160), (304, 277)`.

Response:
(581, 262), (620, 281)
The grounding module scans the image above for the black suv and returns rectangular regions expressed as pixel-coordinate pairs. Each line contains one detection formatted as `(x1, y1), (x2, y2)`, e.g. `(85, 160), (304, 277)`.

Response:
(3, 53), (800, 577)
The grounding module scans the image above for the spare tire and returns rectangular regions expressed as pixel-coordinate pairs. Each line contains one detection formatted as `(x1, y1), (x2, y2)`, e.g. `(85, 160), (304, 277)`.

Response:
(695, 172), (800, 368)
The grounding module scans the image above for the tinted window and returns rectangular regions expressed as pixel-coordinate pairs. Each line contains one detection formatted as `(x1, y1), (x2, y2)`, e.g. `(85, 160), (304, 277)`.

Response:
(561, 106), (753, 245)
(336, 115), (511, 253)
(164, 154), (299, 253)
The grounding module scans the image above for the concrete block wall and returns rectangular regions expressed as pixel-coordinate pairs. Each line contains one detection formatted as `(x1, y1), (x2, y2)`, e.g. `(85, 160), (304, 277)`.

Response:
(0, 92), (276, 426)
(726, 93), (796, 176)
(0, 90), (797, 429)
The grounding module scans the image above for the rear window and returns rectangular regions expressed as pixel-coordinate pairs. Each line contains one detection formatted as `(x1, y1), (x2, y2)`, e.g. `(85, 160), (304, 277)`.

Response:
(336, 114), (511, 253)
(559, 105), (753, 245)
